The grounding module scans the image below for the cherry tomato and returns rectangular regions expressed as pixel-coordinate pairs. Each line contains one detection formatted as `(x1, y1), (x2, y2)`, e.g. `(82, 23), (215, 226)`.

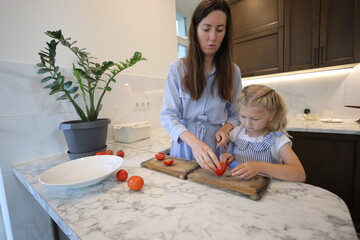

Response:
(155, 152), (165, 160)
(127, 176), (144, 191)
(163, 159), (174, 166)
(106, 150), (113, 155)
(116, 150), (125, 158)
(95, 151), (106, 155)
(215, 162), (227, 176)
(116, 169), (128, 181)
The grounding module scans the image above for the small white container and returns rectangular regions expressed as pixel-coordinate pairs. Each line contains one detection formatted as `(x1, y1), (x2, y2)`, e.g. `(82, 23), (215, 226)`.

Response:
(114, 121), (151, 143)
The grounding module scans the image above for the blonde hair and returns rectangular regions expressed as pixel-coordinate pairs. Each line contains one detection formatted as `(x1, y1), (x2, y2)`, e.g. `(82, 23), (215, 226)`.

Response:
(239, 84), (288, 135)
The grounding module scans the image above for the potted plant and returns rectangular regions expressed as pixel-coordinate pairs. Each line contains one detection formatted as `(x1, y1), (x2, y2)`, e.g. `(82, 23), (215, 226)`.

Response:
(37, 30), (146, 159)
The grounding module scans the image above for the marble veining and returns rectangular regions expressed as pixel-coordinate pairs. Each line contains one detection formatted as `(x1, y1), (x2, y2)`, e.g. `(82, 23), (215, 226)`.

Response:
(12, 128), (357, 240)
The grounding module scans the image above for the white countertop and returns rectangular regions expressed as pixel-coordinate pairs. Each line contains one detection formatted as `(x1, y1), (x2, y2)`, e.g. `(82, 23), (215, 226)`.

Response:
(287, 118), (360, 135)
(12, 128), (357, 240)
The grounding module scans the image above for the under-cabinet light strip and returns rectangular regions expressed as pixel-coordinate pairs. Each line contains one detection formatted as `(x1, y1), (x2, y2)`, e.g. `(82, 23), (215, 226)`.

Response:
(242, 64), (357, 84)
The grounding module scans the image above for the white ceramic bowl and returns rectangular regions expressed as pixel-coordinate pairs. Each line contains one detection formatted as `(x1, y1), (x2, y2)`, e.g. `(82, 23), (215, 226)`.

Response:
(39, 155), (124, 188)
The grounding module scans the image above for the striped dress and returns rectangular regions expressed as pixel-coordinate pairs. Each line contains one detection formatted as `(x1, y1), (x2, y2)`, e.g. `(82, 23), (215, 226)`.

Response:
(227, 127), (291, 168)
(160, 59), (242, 161)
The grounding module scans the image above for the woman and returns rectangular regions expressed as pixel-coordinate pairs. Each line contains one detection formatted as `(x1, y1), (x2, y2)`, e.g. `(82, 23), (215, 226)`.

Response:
(161, 0), (242, 172)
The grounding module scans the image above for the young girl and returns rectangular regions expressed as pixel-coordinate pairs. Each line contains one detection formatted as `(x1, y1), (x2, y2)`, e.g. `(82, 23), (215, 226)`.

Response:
(220, 84), (306, 182)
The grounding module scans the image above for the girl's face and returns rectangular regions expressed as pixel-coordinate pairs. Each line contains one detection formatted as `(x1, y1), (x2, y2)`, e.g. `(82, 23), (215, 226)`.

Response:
(239, 105), (274, 137)
(197, 10), (227, 59)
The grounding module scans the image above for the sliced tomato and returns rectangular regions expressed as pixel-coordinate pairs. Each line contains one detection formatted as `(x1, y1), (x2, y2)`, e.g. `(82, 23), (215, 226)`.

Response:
(106, 150), (113, 155)
(155, 152), (166, 160)
(127, 176), (144, 191)
(163, 159), (174, 166)
(215, 162), (227, 176)
(116, 169), (128, 181)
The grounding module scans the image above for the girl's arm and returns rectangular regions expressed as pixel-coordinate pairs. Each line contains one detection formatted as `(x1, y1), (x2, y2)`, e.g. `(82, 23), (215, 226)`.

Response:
(231, 143), (306, 182)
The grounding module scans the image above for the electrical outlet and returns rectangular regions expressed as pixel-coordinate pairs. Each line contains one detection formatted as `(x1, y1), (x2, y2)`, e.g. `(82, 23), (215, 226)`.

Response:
(135, 100), (151, 109)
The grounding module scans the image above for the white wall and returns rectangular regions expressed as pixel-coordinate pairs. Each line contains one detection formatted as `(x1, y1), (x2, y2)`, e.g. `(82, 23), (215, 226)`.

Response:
(0, 0), (178, 239)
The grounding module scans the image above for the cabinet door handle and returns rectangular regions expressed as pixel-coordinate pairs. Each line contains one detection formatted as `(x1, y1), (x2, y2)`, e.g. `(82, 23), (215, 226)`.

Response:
(313, 48), (318, 67)
(320, 46), (324, 66)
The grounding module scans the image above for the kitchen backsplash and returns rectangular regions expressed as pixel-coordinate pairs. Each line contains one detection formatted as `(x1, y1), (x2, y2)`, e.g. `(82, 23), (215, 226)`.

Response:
(243, 64), (360, 120)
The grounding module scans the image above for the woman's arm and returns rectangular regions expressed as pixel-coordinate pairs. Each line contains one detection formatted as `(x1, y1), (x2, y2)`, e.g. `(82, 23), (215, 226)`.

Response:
(160, 62), (188, 143)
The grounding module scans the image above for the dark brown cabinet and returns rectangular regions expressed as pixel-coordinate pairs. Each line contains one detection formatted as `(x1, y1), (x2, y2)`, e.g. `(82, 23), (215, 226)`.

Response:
(288, 131), (360, 231)
(230, 0), (360, 77)
(229, 0), (284, 77)
(284, 0), (360, 72)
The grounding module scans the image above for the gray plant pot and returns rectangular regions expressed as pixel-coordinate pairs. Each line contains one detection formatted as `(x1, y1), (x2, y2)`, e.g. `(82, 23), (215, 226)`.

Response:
(59, 118), (111, 159)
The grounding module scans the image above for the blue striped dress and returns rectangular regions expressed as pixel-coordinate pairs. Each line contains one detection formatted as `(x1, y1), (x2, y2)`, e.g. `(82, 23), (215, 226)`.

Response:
(227, 127), (291, 168)
(160, 59), (242, 161)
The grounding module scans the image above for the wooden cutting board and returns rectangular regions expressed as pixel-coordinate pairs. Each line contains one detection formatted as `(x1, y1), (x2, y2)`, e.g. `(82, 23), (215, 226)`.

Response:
(141, 157), (200, 179)
(141, 156), (271, 201)
(187, 168), (271, 201)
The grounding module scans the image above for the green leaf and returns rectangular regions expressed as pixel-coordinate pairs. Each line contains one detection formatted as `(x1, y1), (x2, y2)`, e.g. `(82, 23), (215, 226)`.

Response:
(37, 62), (45, 67)
(105, 86), (112, 91)
(37, 68), (50, 74)
(49, 88), (61, 95)
(45, 30), (63, 39)
(73, 93), (79, 99)
(63, 81), (72, 90)
(68, 86), (79, 94)
(56, 95), (68, 101)
(57, 76), (65, 84)
(44, 82), (56, 89)
(40, 76), (53, 83)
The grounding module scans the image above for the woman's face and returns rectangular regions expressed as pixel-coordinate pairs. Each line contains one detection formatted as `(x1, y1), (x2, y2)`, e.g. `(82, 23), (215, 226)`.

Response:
(197, 10), (227, 59)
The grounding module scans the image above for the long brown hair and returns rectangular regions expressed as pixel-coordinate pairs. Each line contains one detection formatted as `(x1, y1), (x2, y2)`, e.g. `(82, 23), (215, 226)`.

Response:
(183, 0), (234, 101)
(240, 84), (288, 135)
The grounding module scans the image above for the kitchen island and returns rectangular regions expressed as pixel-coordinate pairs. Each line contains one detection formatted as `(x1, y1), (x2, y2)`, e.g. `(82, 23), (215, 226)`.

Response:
(12, 128), (357, 240)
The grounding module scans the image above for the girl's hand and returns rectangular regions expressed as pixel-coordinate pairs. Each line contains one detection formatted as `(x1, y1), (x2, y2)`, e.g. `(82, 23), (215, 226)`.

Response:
(231, 161), (263, 180)
(220, 152), (233, 163)
(215, 130), (230, 147)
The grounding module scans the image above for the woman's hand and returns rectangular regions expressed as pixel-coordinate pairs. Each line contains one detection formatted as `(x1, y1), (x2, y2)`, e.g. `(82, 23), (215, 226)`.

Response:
(192, 141), (220, 171)
(179, 131), (220, 171)
(231, 161), (263, 180)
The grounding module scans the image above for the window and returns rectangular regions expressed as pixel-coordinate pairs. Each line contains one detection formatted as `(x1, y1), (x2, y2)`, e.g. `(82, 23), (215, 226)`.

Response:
(176, 13), (188, 58)
(178, 44), (187, 58)
(176, 13), (187, 38)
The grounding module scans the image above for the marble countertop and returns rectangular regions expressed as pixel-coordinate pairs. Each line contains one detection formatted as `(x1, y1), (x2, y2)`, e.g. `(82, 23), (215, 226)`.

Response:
(12, 128), (357, 240)
(287, 119), (360, 135)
